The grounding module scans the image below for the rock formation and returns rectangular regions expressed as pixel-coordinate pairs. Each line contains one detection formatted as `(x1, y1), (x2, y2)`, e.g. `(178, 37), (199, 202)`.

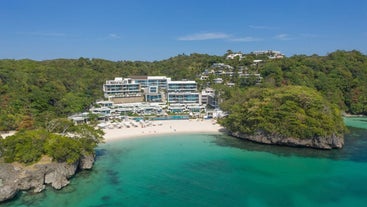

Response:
(231, 131), (344, 149)
(0, 154), (95, 203)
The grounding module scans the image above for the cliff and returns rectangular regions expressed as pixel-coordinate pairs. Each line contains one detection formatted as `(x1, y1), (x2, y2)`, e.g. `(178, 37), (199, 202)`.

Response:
(231, 131), (344, 149)
(0, 154), (95, 203)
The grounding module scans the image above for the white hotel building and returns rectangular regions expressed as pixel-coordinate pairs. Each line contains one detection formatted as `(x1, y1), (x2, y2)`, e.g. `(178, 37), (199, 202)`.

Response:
(129, 76), (171, 89)
(166, 80), (201, 104)
(103, 76), (201, 104)
(103, 77), (141, 98)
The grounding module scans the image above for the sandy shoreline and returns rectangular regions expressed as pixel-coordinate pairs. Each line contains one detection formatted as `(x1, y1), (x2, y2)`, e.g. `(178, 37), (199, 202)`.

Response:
(1, 119), (225, 141)
(102, 119), (225, 142)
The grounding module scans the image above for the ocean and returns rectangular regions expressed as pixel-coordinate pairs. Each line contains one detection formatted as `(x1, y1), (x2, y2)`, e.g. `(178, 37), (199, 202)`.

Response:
(2, 117), (367, 207)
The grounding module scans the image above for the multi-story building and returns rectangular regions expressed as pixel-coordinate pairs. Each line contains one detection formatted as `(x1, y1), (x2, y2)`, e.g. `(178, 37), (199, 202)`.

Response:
(167, 80), (197, 92)
(128, 76), (172, 102)
(104, 77), (201, 104)
(201, 88), (215, 105)
(103, 77), (141, 98)
(166, 92), (200, 104)
(145, 85), (163, 102)
(129, 76), (171, 89)
(252, 50), (284, 59)
(166, 80), (200, 104)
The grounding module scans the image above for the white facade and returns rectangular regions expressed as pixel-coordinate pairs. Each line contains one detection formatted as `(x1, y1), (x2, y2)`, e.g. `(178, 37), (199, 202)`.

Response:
(104, 77), (202, 105)
(226, 53), (244, 60)
(167, 80), (197, 92)
(130, 76), (171, 89)
(103, 77), (141, 98)
(201, 88), (215, 105)
(166, 80), (200, 104)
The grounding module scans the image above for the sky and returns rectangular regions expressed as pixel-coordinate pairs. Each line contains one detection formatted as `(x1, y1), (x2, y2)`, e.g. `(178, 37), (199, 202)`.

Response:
(0, 0), (366, 61)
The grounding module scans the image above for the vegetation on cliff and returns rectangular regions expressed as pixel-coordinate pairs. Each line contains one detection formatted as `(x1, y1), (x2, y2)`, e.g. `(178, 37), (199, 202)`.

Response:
(0, 120), (104, 164)
(219, 86), (346, 139)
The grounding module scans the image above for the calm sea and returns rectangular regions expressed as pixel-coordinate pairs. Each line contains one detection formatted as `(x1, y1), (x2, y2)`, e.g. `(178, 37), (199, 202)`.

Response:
(2, 117), (367, 207)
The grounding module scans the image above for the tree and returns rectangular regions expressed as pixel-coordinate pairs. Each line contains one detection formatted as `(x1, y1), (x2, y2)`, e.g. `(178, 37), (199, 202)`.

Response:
(44, 133), (82, 163)
(0, 129), (48, 163)
(220, 86), (345, 139)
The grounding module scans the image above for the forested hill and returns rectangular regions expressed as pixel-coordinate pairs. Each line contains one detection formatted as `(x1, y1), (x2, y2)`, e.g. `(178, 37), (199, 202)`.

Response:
(260, 50), (367, 114)
(0, 54), (222, 131)
(0, 50), (367, 131)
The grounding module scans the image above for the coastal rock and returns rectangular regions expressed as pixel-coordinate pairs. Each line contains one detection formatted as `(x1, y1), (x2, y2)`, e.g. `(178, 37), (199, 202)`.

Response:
(0, 163), (19, 202)
(79, 154), (95, 170)
(231, 131), (344, 149)
(0, 156), (95, 203)
(44, 162), (78, 189)
(0, 185), (18, 202)
(16, 168), (45, 192)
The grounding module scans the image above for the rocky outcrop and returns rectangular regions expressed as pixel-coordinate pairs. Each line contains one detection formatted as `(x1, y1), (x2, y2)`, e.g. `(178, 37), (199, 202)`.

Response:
(0, 154), (95, 203)
(44, 162), (79, 189)
(231, 131), (344, 149)
(0, 164), (19, 202)
(79, 154), (95, 170)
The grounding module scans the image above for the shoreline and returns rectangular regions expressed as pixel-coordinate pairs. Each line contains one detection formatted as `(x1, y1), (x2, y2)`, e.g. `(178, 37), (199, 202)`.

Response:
(102, 119), (225, 142)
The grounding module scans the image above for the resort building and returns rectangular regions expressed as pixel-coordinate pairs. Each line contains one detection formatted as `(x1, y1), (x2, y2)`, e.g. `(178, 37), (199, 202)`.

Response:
(96, 101), (113, 108)
(208, 94), (219, 108)
(226, 53), (244, 60)
(103, 77), (141, 98)
(167, 80), (197, 92)
(90, 107), (112, 116)
(128, 76), (172, 103)
(145, 85), (163, 102)
(252, 50), (284, 59)
(167, 80), (201, 104)
(201, 88), (215, 105)
(166, 92), (200, 104)
(129, 76), (171, 89)
(103, 76), (202, 105)
(213, 78), (223, 84)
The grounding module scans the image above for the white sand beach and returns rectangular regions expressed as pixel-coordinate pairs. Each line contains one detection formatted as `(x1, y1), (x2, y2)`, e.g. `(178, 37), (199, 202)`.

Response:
(103, 119), (225, 142)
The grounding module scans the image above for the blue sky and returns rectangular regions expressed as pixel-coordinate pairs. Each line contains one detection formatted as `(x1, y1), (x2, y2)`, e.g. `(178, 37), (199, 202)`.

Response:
(0, 0), (366, 61)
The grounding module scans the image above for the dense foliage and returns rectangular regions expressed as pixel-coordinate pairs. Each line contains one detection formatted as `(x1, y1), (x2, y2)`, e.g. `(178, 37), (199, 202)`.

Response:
(220, 86), (345, 139)
(0, 122), (104, 164)
(0, 54), (223, 131)
(260, 50), (367, 114)
(0, 50), (366, 132)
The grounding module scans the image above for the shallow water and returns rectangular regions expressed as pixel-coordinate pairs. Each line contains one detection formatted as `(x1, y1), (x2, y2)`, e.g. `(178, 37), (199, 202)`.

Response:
(3, 118), (367, 207)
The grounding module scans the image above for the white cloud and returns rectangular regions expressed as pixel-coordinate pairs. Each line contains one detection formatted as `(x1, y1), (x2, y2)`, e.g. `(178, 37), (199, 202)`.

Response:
(178, 32), (231, 41)
(108, 33), (121, 39)
(229, 36), (262, 42)
(274, 33), (293, 40)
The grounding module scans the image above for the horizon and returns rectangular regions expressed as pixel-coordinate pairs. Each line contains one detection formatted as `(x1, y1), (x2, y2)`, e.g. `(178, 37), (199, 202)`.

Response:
(1, 0), (366, 61)
(0, 49), (365, 63)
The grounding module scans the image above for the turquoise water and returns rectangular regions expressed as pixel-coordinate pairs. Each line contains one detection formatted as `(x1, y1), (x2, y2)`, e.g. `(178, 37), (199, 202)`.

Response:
(344, 117), (367, 129)
(132, 115), (189, 121)
(2, 118), (367, 207)
(152, 115), (190, 120)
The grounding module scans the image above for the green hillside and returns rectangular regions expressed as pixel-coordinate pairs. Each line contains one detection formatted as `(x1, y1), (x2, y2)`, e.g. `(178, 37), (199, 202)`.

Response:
(0, 50), (366, 131)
